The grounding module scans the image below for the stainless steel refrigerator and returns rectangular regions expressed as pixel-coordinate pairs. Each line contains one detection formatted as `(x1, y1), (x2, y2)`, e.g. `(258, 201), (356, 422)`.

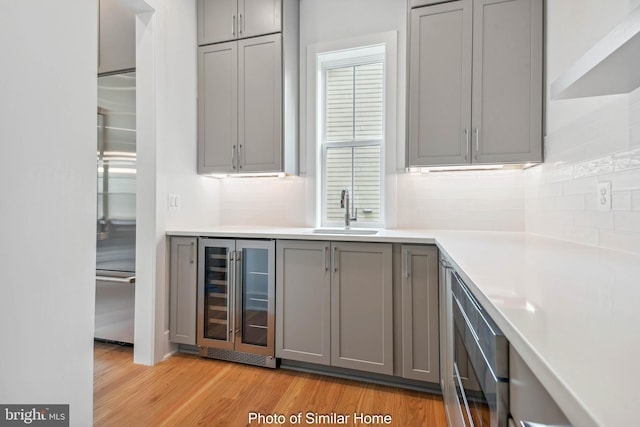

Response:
(95, 72), (136, 344)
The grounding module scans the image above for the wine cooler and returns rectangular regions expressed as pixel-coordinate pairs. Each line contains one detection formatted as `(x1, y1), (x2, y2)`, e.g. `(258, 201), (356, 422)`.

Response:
(197, 238), (276, 368)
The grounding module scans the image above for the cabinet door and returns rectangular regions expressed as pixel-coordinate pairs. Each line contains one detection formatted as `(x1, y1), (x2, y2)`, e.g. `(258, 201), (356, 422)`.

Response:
(237, 34), (282, 172)
(471, 0), (543, 164)
(169, 237), (198, 345)
(198, 42), (238, 174)
(198, 0), (238, 45)
(235, 240), (275, 357)
(401, 245), (439, 383)
(408, 1), (472, 166)
(98, 0), (135, 74)
(197, 239), (236, 351)
(239, 0), (282, 39)
(331, 242), (393, 375)
(276, 240), (331, 365)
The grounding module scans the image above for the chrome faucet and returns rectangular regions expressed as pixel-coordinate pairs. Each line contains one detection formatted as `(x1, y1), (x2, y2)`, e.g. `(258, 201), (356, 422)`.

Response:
(340, 189), (358, 229)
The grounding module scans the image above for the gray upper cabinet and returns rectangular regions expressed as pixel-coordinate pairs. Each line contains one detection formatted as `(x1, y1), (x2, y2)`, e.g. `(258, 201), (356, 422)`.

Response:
(276, 240), (331, 365)
(198, 0), (282, 46)
(198, 41), (238, 173)
(198, 34), (282, 174)
(331, 242), (393, 375)
(408, 0), (543, 167)
(401, 245), (439, 383)
(409, 1), (472, 166)
(169, 237), (198, 345)
(197, 0), (298, 175)
(472, 0), (543, 164)
(238, 34), (282, 173)
(98, 0), (135, 75)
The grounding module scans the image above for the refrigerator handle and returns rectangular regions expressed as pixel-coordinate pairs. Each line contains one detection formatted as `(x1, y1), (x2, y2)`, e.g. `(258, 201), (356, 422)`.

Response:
(229, 250), (235, 343)
(235, 250), (243, 340)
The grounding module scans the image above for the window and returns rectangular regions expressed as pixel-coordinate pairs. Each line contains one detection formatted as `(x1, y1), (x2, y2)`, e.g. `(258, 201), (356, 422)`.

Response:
(319, 46), (385, 227)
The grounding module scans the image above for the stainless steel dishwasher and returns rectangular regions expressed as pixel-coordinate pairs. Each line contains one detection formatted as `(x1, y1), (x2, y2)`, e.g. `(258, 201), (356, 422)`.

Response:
(440, 259), (509, 427)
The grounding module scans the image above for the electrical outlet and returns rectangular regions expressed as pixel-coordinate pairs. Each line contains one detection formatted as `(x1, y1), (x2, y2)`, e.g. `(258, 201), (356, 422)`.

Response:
(597, 182), (611, 211)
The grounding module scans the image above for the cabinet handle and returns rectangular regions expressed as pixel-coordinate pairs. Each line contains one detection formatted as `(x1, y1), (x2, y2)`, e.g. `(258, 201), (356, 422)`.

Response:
(474, 128), (480, 161)
(238, 144), (243, 169)
(232, 14), (236, 36)
(332, 247), (337, 273)
(239, 13), (243, 35)
(232, 145), (236, 170)
(464, 129), (470, 161)
(190, 242), (195, 264)
(228, 250), (235, 342)
(323, 246), (328, 271)
(405, 253), (410, 279)
(235, 250), (243, 339)
(520, 422), (568, 427)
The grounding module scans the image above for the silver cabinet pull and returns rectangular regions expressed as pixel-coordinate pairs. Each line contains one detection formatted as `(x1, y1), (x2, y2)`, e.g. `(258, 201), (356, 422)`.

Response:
(235, 250), (243, 339)
(474, 128), (480, 161)
(464, 129), (469, 161)
(323, 246), (328, 271)
(332, 247), (337, 273)
(520, 422), (570, 427)
(232, 14), (236, 36)
(239, 13), (243, 35)
(228, 250), (235, 342)
(232, 145), (236, 169)
(238, 144), (243, 169)
(190, 241), (195, 264)
(405, 252), (411, 279)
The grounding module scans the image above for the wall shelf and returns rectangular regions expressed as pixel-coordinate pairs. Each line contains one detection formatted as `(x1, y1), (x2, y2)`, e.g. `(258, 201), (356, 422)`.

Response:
(551, 5), (640, 100)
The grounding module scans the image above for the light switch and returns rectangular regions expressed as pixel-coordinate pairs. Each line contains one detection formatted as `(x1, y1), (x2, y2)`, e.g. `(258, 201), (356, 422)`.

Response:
(169, 194), (181, 209)
(597, 182), (611, 211)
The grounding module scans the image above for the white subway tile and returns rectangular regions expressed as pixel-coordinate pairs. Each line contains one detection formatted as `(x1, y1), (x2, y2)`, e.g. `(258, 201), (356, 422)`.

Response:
(614, 211), (640, 232)
(608, 169), (640, 191)
(563, 176), (598, 196)
(574, 211), (614, 230)
(612, 191), (632, 211)
(554, 194), (585, 211)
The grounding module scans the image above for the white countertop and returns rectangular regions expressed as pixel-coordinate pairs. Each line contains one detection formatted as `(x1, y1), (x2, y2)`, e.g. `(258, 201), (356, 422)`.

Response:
(167, 227), (640, 426)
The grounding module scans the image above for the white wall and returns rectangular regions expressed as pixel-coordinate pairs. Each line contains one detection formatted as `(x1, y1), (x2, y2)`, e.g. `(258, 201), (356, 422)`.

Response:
(0, 1), (97, 425)
(132, 0), (220, 365)
(525, 0), (640, 253)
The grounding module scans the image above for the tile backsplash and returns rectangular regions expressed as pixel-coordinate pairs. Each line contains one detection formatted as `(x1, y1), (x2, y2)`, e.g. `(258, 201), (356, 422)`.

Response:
(395, 170), (525, 231)
(525, 88), (640, 254)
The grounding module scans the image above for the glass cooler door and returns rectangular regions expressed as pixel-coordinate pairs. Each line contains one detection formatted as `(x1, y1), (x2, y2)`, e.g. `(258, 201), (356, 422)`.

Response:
(198, 239), (235, 350)
(235, 240), (275, 356)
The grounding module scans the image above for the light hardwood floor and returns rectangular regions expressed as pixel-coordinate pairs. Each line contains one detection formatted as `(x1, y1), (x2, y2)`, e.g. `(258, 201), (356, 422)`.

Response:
(94, 342), (448, 427)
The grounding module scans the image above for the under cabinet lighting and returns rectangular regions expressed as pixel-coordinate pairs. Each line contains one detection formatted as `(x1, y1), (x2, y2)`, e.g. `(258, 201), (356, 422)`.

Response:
(205, 172), (288, 179)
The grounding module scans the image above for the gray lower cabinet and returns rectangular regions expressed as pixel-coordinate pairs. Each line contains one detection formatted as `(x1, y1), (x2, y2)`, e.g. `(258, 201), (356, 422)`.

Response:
(198, 33), (282, 174)
(408, 0), (543, 167)
(276, 240), (330, 364)
(331, 242), (393, 375)
(169, 237), (198, 345)
(276, 240), (393, 376)
(400, 245), (439, 383)
(509, 344), (572, 426)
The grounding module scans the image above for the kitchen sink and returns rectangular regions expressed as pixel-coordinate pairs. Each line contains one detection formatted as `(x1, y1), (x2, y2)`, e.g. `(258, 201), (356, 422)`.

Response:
(311, 228), (379, 236)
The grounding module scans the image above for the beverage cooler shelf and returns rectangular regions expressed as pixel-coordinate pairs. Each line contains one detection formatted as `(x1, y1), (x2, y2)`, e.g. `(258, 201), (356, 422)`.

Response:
(208, 318), (228, 325)
(209, 305), (227, 312)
